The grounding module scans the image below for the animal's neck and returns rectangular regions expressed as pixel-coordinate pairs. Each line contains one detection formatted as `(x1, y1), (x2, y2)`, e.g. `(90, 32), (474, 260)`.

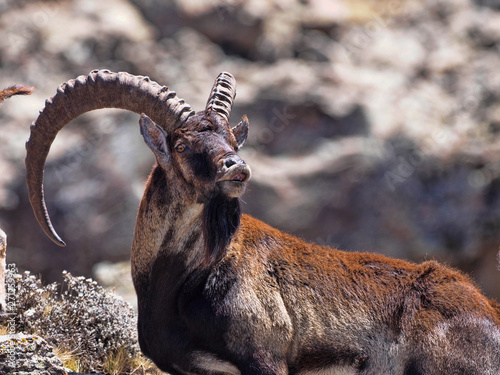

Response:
(131, 165), (241, 302)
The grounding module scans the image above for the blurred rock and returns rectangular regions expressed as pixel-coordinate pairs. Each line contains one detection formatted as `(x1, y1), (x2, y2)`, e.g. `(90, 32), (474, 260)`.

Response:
(93, 261), (136, 309)
(0, 0), (498, 301)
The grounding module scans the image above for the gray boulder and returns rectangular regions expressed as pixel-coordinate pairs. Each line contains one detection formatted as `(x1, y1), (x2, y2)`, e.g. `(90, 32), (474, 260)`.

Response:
(0, 334), (66, 375)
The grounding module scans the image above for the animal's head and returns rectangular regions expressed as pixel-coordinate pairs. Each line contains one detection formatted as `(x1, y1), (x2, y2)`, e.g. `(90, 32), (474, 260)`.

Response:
(140, 73), (250, 201)
(25, 70), (250, 246)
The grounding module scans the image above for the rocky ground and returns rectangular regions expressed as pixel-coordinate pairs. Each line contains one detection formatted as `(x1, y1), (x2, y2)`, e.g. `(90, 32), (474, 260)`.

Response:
(0, 269), (156, 374)
(0, 0), (499, 305)
(0, 334), (66, 375)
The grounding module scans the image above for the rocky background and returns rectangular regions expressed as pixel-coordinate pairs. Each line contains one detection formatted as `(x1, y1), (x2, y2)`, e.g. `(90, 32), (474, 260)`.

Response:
(0, 0), (499, 305)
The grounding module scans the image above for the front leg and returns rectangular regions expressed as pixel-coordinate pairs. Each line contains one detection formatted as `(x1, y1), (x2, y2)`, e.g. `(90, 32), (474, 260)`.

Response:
(185, 351), (288, 375)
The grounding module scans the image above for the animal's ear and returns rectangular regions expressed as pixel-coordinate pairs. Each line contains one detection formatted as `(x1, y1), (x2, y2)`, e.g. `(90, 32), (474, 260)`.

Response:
(140, 114), (170, 163)
(232, 115), (249, 149)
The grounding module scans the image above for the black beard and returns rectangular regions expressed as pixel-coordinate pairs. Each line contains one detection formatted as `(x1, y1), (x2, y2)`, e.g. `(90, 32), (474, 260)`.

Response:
(202, 193), (241, 267)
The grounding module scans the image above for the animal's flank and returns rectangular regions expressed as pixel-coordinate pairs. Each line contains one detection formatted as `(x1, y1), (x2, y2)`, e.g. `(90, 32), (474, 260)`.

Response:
(490, 298), (500, 323)
(202, 194), (241, 267)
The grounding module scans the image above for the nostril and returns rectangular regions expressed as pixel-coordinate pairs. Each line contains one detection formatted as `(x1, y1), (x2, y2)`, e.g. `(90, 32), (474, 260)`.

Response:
(224, 158), (238, 169)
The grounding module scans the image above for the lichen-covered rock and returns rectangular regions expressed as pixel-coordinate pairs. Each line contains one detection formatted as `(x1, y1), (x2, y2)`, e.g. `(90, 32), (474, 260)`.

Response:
(0, 334), (65, 375)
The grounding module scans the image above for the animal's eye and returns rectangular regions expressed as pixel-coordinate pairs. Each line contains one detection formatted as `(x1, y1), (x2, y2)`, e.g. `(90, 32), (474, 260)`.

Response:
(175, 144), (186, 153)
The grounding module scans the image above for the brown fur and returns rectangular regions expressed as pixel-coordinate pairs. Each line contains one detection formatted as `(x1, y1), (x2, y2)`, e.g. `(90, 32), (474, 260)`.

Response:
(0, 85), (34, 104)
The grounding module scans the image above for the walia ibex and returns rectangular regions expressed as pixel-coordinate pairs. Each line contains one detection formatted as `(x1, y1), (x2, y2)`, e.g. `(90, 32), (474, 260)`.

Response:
(26, 70), (500, 374)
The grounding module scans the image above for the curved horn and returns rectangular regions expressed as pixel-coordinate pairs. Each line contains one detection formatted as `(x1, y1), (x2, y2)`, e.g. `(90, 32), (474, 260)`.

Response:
(205, 72), (236, 122)
(25, 69), (194, 246)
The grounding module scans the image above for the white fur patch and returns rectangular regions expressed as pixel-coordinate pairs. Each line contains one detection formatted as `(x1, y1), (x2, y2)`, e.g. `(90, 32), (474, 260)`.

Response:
(172, 363), (198, 375)
(191, 351), (241, 375)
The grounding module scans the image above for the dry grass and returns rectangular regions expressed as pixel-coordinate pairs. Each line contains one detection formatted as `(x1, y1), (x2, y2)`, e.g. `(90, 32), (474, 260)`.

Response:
(52, 344), (164, 375)
(104, 347), (165, 375)
(129, 355), (165, 375)
(104, 347), (130, 375)
(53, 346), (83, 373)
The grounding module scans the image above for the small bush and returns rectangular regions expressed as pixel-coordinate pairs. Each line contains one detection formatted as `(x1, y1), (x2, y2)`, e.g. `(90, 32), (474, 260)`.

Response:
(6, 270), (161, 374)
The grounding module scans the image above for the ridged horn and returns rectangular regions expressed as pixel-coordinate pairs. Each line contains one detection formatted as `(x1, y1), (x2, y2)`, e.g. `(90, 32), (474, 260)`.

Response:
(205, 72), (236, 122)
(25, 69), (194, 246)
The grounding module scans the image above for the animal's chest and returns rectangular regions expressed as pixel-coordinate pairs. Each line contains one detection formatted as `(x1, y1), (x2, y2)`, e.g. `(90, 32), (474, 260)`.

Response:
(138, 292), (232, 374)
(138, 263), (235, 370)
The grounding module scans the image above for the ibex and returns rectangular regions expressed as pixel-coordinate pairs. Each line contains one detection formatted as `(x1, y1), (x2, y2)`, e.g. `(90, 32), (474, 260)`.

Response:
(26, 70), (500, 374)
